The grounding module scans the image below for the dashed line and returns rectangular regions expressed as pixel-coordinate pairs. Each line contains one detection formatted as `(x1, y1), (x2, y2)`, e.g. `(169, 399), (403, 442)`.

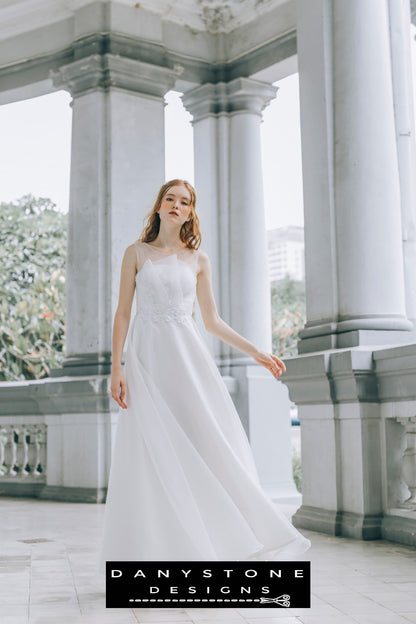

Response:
(128, 598), (259, 602)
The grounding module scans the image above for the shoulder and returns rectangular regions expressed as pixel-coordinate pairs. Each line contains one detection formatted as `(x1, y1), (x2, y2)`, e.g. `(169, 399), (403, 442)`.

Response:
(125, 241), (140, 256)
(195, 248), (210, 275)
(196, 249), (209, 262)
(124, 241), (142, 271)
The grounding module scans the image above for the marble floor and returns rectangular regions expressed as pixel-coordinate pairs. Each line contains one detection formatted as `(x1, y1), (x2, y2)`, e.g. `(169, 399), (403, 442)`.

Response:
(1, 495), (416, 624)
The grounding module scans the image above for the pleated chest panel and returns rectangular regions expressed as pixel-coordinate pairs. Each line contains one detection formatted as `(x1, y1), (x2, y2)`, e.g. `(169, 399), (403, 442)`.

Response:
(133, 241), (200, 317)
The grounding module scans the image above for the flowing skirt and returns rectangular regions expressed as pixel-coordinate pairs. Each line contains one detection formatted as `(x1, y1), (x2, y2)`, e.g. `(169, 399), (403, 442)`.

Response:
(96, 315), (310, 574)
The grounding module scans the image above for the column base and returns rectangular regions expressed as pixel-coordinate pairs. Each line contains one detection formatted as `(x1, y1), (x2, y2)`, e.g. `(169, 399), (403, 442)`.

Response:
(50, 352), (113, 376)
(292, 505), (342, 536)
(0, 483), (107, 503)
(298, 327), (416, 354)
(293, 505), (382, 540)
(382, 510), (416, 547)
(0, 482), (45, 499)
(39, 485), (107, 503)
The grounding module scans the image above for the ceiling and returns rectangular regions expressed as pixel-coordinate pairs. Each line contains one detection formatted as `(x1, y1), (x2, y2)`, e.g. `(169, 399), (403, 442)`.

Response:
(0, 0), (291, 39)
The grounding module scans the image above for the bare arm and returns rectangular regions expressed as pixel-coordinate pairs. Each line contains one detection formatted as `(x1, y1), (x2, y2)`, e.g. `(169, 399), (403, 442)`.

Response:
(110, 244), (137, 408)
(195, 251), (286, 379)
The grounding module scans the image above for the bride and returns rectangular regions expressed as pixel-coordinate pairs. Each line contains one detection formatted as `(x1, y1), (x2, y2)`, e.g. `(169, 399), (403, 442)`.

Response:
(98, 178), (310, 569)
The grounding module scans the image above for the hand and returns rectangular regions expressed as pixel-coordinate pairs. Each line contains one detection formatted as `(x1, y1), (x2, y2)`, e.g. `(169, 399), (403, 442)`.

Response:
(110, 367), (127, 409)
(253, 350), (287, 379)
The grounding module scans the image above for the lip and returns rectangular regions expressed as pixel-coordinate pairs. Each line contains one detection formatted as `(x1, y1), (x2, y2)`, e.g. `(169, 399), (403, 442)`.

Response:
(169, 211), (179, 216)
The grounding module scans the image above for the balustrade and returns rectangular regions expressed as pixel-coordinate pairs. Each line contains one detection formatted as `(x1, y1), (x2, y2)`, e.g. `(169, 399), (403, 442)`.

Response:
(0, 424), (46, 483)
(396, 416), (416, 510)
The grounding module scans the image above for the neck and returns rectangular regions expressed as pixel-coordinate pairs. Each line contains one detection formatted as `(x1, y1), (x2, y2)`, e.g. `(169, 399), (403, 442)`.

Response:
(154, 223), (185, 248)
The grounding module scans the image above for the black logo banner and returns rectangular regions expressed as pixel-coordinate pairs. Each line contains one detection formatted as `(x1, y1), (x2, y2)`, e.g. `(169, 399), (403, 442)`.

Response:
(106, 561), (311, 608)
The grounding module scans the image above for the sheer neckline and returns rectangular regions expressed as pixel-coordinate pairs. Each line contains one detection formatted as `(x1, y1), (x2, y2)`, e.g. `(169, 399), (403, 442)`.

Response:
(142, 241), (189, 254)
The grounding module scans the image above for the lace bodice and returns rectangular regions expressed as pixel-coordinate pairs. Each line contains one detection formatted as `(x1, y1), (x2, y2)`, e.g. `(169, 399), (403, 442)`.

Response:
(133, 240), (201, 323)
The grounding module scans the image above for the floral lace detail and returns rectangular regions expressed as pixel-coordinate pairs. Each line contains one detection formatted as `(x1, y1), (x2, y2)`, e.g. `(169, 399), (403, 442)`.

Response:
(137, 304), (191, 324)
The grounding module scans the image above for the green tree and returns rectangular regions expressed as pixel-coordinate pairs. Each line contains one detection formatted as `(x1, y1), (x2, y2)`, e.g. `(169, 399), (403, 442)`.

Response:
(0, 195), (67, 381)
(271, 274), (306, 357)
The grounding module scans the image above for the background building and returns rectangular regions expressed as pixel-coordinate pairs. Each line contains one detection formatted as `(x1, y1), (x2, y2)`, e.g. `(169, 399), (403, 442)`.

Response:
(267, 225), (305, 282)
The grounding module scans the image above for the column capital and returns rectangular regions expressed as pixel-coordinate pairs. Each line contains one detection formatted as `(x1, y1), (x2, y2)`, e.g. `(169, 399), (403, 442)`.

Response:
(50, 54), (176, 99)
(411, 0), (416, 24)
(182, 77), (277, 122)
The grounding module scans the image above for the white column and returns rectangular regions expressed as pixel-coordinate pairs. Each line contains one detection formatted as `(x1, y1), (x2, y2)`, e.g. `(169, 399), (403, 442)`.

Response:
(51, 55), (176, 375)
(183, 78), (276, 363)
(179, 89), (227, 364)
(227, 80), (275, 357)
(183, 79), (300, 504)
(388, 0), (416, 330)
(286, 0), (416, 539)
(296, 0), (414, 354)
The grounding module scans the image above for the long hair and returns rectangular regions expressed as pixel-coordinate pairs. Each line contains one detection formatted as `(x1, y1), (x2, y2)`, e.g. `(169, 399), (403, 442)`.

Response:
(139, 179), (201, 250)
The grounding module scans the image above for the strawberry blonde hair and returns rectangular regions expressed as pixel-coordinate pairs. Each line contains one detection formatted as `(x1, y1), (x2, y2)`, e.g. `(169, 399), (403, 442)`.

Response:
(139, 179), (201, 250)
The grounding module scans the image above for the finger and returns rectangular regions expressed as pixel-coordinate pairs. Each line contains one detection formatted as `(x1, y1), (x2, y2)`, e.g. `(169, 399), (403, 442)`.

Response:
(269, 360), (280, 376)
(112, 393), (122, 408)
(268, 362), (278, 376)
(118, 389), (127, 407)
(272, 355), (286, 372)
(275, 364), (283, 377)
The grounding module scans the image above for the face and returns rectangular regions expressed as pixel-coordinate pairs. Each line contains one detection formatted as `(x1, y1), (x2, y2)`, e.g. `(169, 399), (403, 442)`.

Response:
(158, 184), (192, 227)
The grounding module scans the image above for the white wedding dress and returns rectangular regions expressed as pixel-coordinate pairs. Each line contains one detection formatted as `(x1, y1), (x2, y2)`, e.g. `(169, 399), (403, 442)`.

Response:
(96, 241), (310, 574)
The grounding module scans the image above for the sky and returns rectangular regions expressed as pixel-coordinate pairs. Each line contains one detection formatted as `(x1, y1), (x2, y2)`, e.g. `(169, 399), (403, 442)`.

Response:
(2, 22), (416, 232)
(0, 75), (303, 232)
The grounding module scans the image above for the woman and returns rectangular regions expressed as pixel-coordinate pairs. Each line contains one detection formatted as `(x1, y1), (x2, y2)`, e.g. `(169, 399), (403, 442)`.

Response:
(97, 179), (310, 570)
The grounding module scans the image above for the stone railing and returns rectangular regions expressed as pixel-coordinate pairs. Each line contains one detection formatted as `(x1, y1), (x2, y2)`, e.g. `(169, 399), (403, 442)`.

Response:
(380, 413), (416, 513)
(0, 375), (115, 502)
(282, 341), (416, 548)
(0, 423), (46, 480)
(396, 416), (416, 510)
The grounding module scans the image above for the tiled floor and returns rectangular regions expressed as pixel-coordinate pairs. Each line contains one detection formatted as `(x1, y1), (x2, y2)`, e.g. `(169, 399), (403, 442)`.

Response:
(1, 496), (416, 624)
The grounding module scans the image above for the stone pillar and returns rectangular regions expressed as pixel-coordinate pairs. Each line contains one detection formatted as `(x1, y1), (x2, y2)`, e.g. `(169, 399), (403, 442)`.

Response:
(180, 85), (227, 362)
(183, 79), (301, 504)
(21, 54), (177, 502)
(284, 0), (416, 539)
(388, 0), (416, 330)
(51, 54), (176, 375)
(296, 0), (414, 355)
(285, 349), (385, 540)
(183, 78), (276, 364)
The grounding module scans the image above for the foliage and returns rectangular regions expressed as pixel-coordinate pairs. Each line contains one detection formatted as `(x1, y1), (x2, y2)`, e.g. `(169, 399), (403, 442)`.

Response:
(0, 195), (67, 381)
(292, 450), (302, 493)
(271, 275), (306, 357)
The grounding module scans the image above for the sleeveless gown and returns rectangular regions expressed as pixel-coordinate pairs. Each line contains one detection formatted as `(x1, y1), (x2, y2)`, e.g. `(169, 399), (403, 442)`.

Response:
(96, 241), (310, 573)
